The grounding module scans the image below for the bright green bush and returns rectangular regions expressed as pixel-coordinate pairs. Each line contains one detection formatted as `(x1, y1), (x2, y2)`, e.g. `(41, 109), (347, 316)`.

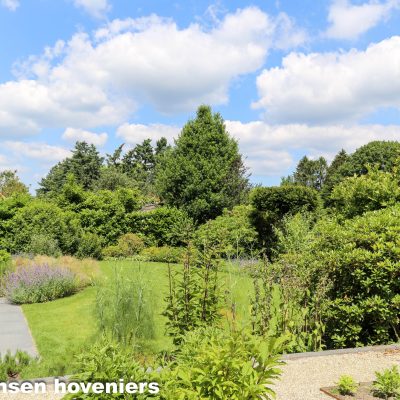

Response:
(296, 205), (400, 348)
(336, 375), (358, 396)
(140, 246), (184, 264)
(195, 205), (258, 257)
(66, 338), (160, 399)
(127, 207), (192, 247)
(372, 366), (400, 399)
(0, 350), (34, 380)
(27, 233), (62, 257)
(330, 166), (400, 218)
(102, 233), (145, 258)
(163, 328), (284, 400)
(76, 232), (103, 260)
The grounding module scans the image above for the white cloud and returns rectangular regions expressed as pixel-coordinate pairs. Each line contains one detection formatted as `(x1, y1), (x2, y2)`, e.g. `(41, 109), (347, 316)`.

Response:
(325, 0), (400, 40)
(0, 8), (305, 137)
(1, 0), (19, 11)
(253, 36), (400, 124)
(73, 0), (110, 18)
(3, 141), (71, 162)
(116, 123), (180, 145)
(62, 127), (108, 146)
(225, 120), (400, 176)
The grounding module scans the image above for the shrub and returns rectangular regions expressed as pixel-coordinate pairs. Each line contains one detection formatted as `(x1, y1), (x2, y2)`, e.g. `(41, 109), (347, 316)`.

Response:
(102, 233), (145, 258)
(4, 264), (78, 304)
(26, 233), (61, 257)
(65, 338), (159, 399)
(163, 327), (285, 400)
(140, 246), (184, 263)
(195, 205), (258, 258)
(76, 232), (103, 260)
(336, 375), (358, 396)
(95, 271), (155, 346)
(329, 166), (400, 218)
(372, 366), (400, 399)
(0, 350), (34, 379)
(0, 250), (11, 284)
(250, 185), (319, 253)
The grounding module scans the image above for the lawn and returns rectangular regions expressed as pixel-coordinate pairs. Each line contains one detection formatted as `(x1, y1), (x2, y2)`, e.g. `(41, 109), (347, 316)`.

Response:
(21, 259), (253, 378)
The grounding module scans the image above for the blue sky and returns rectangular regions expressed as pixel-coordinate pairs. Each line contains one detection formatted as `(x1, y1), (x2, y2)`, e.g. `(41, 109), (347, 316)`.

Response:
(0, 0), (400, 190)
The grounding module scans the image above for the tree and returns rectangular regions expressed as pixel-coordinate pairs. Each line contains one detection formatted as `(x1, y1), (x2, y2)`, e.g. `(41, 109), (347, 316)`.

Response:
(38, 141), (104, 196)
(283, 156), (328, 190)
(156, 105), (249, 223)
(0, 170), (29, 197)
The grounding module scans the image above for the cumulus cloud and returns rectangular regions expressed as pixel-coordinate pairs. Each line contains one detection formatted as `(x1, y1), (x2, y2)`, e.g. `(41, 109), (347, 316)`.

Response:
(0, 7), (305, 137)
(325, 0), (400, 40)
(225, 120), (400, 176)
(73, 0), (110, 18)
(253, 36), (400, 124)
(1, 0), (19, 11)
(3, 141), (71, 162)
(62, 127), (108, 146)
(116, 123), (180, 145)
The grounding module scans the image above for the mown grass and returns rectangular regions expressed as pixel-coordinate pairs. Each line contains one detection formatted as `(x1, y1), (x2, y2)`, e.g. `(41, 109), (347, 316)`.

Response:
(21, 259), (253, 378)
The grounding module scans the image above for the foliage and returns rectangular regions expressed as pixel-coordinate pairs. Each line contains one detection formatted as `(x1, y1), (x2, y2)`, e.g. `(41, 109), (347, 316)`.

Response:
(251, 260), (326, 353)
(291, 206), (400, 348)
(0, 170), (29, 198)
(27, 233), (62, 257)
(0, 250), (11, 283)
(4, 264), (78, 304)
(102, 233), (145, 258)
(250, 185), (320, 253)
(163, 246), (223, 345)
(7, 200), (80, 255)
(76, 232), (103, 260)
(95, 166), (137, 191)
(156, 105), (249, 223)
(66, 338), (158, 399)
(0, 350), (34, 380)
(38, 141), (104, 196)
(324, 141), (400, 198)
(195, 205), (258, 258)
(283, 156), (328, 190)
(163, 327), (284, 400)
(372, 366), (400, 399)
(127, 207), (192, 247)
(329, 166), (400, 218)
(95, 270), (155, 346)
(336, 375), (358, 396)
(140, 246), (185, 263)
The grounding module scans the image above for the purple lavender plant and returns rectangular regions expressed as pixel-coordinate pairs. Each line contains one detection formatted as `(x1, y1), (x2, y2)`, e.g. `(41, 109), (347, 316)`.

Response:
(4, 264), (77, 304)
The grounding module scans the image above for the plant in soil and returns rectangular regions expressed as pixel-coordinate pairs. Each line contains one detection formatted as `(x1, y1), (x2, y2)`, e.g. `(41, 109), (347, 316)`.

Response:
(336, 375), (358, 396)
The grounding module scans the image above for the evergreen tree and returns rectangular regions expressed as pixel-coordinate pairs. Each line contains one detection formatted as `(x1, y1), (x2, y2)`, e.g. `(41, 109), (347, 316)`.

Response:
(155, 105), (249, 223)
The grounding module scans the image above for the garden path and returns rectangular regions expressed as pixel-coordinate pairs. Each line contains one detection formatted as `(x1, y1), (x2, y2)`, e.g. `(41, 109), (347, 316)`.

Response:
(275, 346), (400, 399)
(0, 298), (37, 357)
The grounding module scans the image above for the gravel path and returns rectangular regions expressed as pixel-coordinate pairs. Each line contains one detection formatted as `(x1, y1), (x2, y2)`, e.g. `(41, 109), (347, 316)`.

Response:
(0, 348), (399, 399)
(0, 298), (37, 357)
(275, 348), (400, 400)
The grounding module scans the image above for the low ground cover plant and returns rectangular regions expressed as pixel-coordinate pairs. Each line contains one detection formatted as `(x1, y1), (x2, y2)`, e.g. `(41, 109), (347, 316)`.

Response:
(372, 366), (400, 399)
(4, 264), (78, 304)
(0, 350), (34, 381)
(336, 375), (358, 396)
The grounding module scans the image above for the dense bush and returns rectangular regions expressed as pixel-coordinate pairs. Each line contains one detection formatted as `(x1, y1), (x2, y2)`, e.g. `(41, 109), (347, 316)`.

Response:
(372, 366), (400, 399)
(102, 233), (145, 258)
(329, 166), (400, 218)
(76, 232), (103, 260)
(27, 233), (62, 257)
(4, 264), (78, 304)
(0, 250), (11, 282)
(127, 207), (192, 247)
(163, 328), (284, 400)
(288, 205), (400, 348)
(251, 185), (320, 253)
(195, 205), (258, 257)
(140, 246), (184, 263)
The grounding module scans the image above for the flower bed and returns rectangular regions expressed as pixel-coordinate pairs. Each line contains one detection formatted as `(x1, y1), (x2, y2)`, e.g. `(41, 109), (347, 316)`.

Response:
(4, 264), (78, 304)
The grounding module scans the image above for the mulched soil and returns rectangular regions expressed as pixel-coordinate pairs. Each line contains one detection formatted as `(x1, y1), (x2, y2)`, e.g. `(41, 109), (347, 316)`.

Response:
(321, 382), (397, 400)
